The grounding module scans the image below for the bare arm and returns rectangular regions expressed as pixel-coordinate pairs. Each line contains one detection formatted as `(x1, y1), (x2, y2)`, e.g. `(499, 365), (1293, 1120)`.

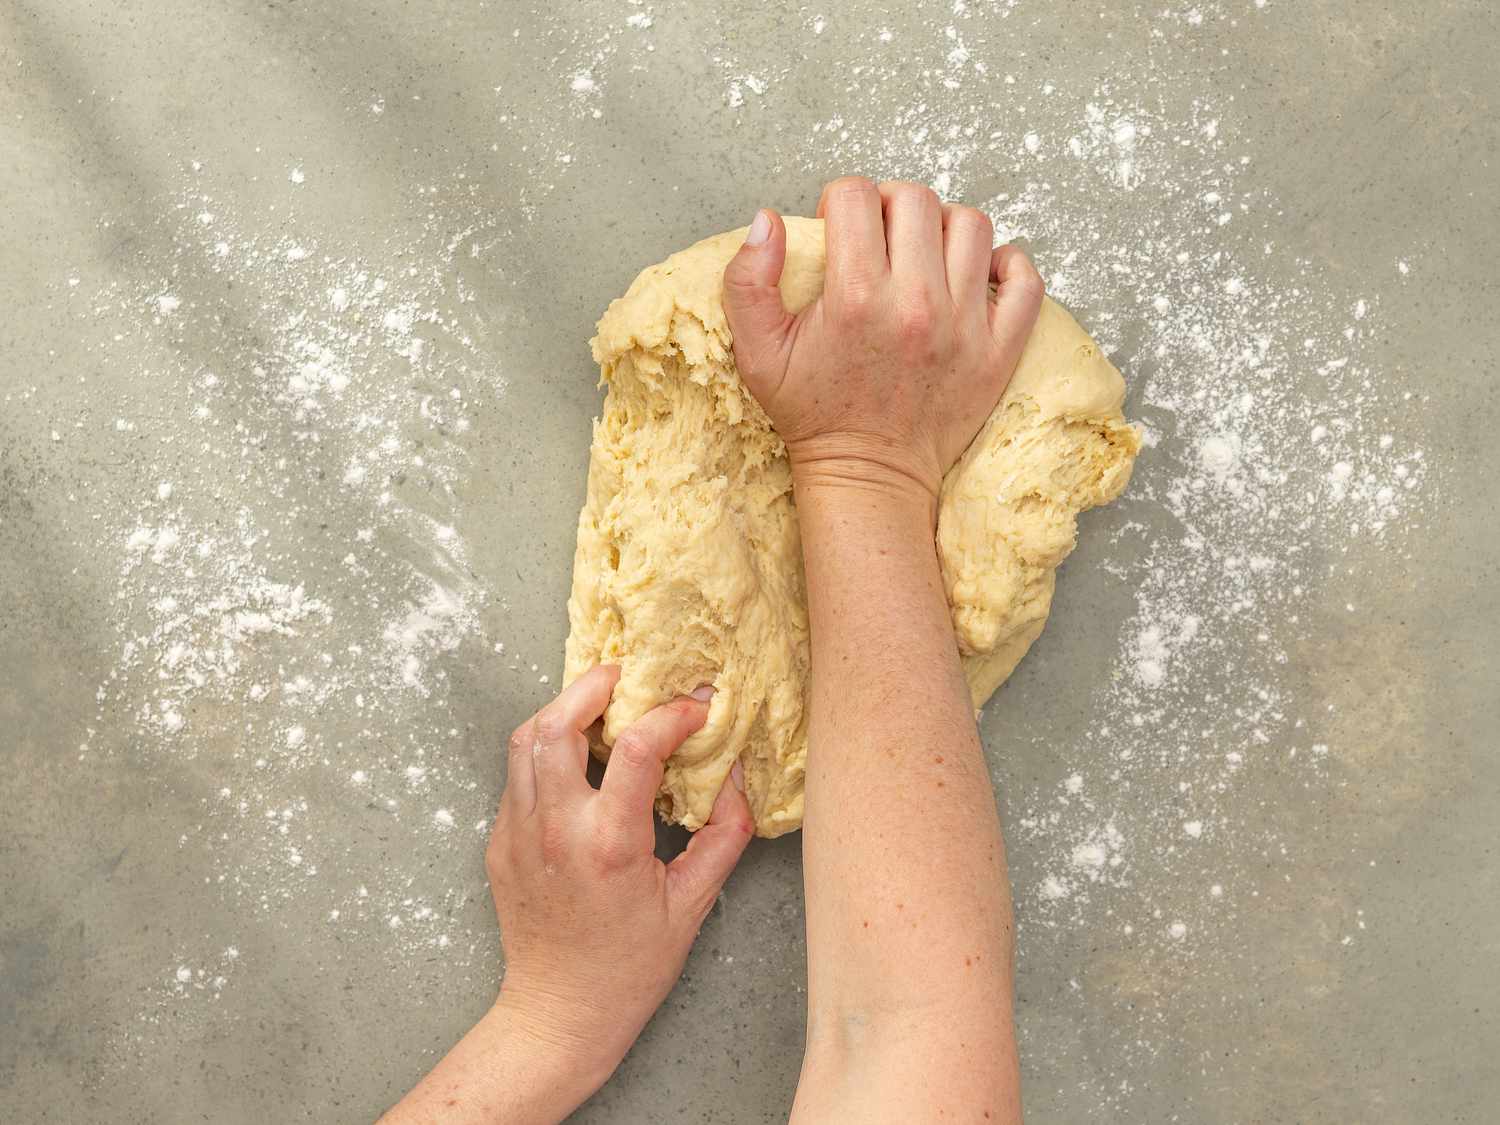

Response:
(792, 477), (1019, 1120)
(382, 667), (753, 1123)
(380, 997), (612, 1125)
(723, 180), (1043, 1122)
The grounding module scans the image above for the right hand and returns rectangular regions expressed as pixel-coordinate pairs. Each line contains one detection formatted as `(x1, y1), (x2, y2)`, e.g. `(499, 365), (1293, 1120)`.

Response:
(722, 177), (1043, 509)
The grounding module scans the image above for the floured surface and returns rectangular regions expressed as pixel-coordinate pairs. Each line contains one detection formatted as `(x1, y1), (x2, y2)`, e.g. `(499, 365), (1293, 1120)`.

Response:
(0, 2), (1492, 1123)
(565, 217), (1138, 836)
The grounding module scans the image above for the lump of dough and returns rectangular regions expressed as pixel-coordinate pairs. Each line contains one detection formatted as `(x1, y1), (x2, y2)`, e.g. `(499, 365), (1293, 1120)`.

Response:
(564, 216), (1140, 838)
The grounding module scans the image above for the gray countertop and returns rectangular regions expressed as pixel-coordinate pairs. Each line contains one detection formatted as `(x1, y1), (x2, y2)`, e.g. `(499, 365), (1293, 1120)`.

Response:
(2, 1), (1495, 1121)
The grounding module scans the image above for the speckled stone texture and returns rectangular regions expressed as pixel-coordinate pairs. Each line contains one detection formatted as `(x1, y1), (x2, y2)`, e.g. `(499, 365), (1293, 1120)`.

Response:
(1, 2), (1496, 1121)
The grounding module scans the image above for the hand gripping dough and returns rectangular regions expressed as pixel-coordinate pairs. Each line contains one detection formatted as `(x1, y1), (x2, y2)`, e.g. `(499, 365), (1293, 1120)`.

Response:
(564, 217), (1140, 838)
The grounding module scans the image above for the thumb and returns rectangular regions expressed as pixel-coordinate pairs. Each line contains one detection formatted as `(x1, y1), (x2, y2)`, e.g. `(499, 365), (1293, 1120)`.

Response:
(986, 243), (1045, 378)
(666, 763), (754, 923)
(722, 210), (793, 390)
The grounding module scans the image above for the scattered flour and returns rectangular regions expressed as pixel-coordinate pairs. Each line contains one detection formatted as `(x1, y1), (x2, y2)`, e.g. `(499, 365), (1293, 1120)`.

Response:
(63, 159), (574, 1012)
(29, 2), (1435, 1116)
(780, 4), (1432, 1113)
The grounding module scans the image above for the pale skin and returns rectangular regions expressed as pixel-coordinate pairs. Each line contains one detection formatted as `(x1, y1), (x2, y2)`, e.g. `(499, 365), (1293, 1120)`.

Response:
(383, 176), (1042, 1123)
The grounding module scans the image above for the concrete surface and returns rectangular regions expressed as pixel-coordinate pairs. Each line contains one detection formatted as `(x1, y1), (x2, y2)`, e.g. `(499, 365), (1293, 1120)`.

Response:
(2, 1), (1496, 1121)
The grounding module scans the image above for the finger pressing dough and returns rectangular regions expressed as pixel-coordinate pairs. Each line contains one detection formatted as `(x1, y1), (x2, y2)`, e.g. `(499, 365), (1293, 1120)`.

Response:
(564, 217), (1140, 837)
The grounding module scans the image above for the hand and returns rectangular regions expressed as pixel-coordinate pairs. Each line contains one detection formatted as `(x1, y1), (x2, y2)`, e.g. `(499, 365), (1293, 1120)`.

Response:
(487, 664), (754, 1089)
(380, 666), (752, 1125)
(722, 177), (1044, 509)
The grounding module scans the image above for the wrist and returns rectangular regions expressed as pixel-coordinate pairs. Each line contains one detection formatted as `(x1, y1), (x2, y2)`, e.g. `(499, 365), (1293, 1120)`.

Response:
(381, 991), (622, 1125)
(786, 433), (941, 495)
(490, 987), (622, 1112)
(790, 447), (939, 529)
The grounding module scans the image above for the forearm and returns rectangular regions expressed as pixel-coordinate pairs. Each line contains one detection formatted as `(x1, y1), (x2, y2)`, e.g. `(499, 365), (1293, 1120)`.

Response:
(380, 995), (612, 1125)
(793, 472), (1019, 1118)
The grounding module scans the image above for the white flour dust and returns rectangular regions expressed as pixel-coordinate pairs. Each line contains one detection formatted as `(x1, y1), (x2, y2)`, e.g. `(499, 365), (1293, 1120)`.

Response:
(761, 0), (1430, 907)
(61, 167), (564, 1012)
(751, 0), (1435, 1111)
(26, 0), (1440, 1111)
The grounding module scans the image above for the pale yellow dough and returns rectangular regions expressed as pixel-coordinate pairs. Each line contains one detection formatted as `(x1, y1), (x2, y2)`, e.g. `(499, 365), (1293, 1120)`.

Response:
(564, 217), (1140, 837)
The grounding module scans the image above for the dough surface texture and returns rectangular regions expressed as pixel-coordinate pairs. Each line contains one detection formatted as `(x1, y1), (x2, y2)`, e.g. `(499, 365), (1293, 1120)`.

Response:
(564, 217), (1140, 837)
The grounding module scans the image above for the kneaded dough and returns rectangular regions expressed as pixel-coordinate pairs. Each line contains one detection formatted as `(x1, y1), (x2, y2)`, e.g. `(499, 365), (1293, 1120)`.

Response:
(564, 217), (1140, 837)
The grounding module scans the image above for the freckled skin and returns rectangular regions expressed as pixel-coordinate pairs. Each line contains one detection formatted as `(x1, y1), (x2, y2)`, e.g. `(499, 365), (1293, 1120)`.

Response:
(569, 204), (1134, 837)
(723, 181), (1035, 1122)
(387, 178), (1065, 1124)
(382, 667), (753, 1123)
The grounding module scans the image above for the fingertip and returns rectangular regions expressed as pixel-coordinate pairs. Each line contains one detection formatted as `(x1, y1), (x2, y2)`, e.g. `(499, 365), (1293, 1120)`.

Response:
(990, 243), (1043, 287)
(989, 246), (1045, 315)
(536, 663), (621, 754)
(728, 211), (785, 276)
(592, 663), (624, 701)
(986, 246), (1045, 373)
(666, 771), (755, 917)
(711, 763), (754, 837)
(723, 220), (792, 364)
(576, 662), (622, 693)
(667, 691), (712, 731)
(745, 208), (773, 247)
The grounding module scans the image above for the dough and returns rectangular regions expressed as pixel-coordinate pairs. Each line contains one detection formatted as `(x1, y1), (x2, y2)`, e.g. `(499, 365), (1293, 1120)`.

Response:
(564, 217), (1140, 837)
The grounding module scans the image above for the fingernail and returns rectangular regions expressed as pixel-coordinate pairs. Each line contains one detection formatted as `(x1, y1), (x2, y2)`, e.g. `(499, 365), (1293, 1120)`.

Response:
(745, 209), (771, 246)
(690, 683), (715, 702)
(730, 762), (745, 791)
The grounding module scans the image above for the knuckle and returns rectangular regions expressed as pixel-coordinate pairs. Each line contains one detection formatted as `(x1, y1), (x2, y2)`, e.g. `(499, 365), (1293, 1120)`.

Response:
(507, 725), (531, 757)
(828, 175), (877, 204)
(611, 730), (656, 772)
(484, 835), (509, 881)
(897, 292), (938, 338)
(534, 710), (570, 747)
(997, 246), (1045, 290)
(538, 817), (570, 861)
(836, 280), (879, 320)
(723, 264), (756, 293)
(891, 181), (939, 212)
(1015, 263), (1046, 299)
(953, 206), (993, 238)
(594, 823), (636, 869)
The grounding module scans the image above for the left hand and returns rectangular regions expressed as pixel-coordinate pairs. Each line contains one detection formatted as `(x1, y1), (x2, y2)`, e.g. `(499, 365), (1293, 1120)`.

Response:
(487, 664), (754, 1086)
